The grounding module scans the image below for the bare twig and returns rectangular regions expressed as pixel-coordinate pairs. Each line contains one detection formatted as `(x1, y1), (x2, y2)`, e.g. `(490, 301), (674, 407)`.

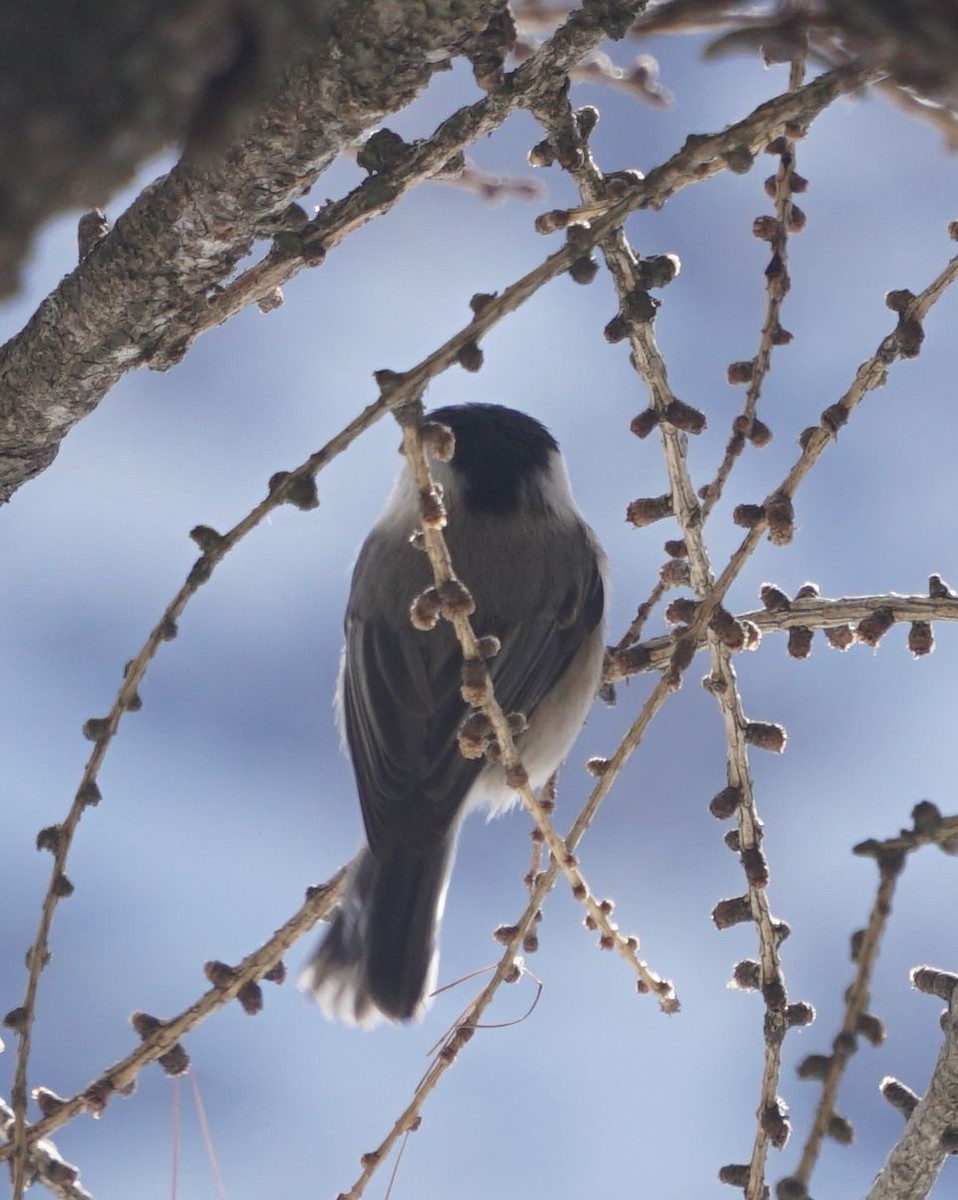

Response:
(1, 870), (345, 1167)
(398, 412), (670, 996)
(609, 590), (958, 678)
(785, 804), (958, 1195)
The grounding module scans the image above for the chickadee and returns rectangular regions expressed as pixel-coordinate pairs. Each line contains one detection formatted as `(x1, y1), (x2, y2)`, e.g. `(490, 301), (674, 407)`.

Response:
(300, 403), (606, 1027)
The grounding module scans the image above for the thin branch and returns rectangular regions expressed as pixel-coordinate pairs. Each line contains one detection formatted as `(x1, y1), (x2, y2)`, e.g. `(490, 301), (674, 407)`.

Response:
(784, 805), (958, 1195)
(609, 590), (958, 678)
(0, 870), (345, 1165)
(398, 412), (671, 997)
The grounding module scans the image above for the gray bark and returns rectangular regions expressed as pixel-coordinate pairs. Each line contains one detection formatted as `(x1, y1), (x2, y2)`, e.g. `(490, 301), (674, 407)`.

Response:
(0, 0), (509, 502)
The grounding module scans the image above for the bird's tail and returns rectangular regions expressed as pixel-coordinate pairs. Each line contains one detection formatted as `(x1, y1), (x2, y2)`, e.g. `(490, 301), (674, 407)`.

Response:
(300, 838), (455, 1027)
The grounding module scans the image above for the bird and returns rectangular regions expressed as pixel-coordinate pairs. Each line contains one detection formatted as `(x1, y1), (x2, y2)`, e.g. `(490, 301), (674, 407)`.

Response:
(300, 402), (607, 1026)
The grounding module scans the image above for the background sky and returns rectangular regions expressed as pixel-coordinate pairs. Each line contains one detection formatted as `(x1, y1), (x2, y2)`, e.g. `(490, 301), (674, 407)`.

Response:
(2, 20), (958, 1200)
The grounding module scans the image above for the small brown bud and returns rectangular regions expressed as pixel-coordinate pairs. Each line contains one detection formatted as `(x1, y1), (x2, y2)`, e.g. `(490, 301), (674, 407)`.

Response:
(574, 105), (600, 138)
(159, 1044), (191, 1076)
(603, 314), (629, 343)
(733, 503), (765, 529)
(569, 254), (599, 284)
(469, 292), (496, 316)
(586, 756), (611, 776)
(909, 621), (934, 657)
(710, 607), (746, 650)
(787, 205), (806, 233)
(885, 288), (916, 313)
(53, 873), (74, 897)
(741, 844), (769, 888)
(709, 785), (742, 820)
(190, 524), (226, 554)
(744, 721), (787, 753)
(785, 1001), (815, 1027)
(721, 145), (754, 174)
(187, 556), (213, 587)
(718, 1164), (750, 1187)
(760, 583), (791, 611)
(726, 360), (755, 385)
(457, 341), (484, 373)
(528, 138), (555, 168)
(724, 831), (741, 853)
(630, 408), (660, 439)
(493, 923), (519, 945)
(881, 1077), (919, 1118)
(626, 494), (673, 528)
(712, 895), (751, 929)
(665, 596), (698, 625)
(33, 1087), (68, 1118)
(857, 606), (895, 647)
(635, 253), (681, 289)
(765, 491), (795, 546)
(664, 538), (687, 558)
(421, 421), (456, 462)
(821, 402), (849, 435)
(263, 961), (287, 984)
(522, 930), (539, 953)
(623, 287), (660, 325)
(825, 1113), (854, 1142)
(203, 960), (237, 987)
(257, 287), (284, 314)
(83, 716), (112, 743)
(949, 220), (958, 241)
(36, 824), (62, 853)
(795, 581), (820, 599)
(752, 215), (781, 241)
(896, 317), (924, 358)
(731, 959), (762, 990)
(663, 399), (706, 434)
(3, 1006), (28, 1032)
(771, 324), (794, 345)
(419, 487), (447, 530)
(504, 760), (528, 789)
(929, 573), (958, 599)
(796, 1053), (831, 1080)
(911, 965), (958, 1000)
(475, 635), (501, 660)
(373, 368), (403, 392)
(797, 425), (818, 450)
(237, 980), (264, 1015)
(856, 1012), (885, 1045)
(437, 578), (475, 617)
(410, 587), (442, 631)
(461, 659), (491, 706)
(850, 928), (866, 961)
(534, 208), (570, 234)
(912, 799), (942, 834)
(130, 1011), (163, 1038)
(747, 417), (772, 447)
(762, 1099), (791, 1149)
(772, 919), (791, 944)
(826, 624), (855, 651)
(833, 1030), (858, 1058)
(766, 250), (786, 280)
(76, 779), (102, 808)
(787, 627), (813, 659)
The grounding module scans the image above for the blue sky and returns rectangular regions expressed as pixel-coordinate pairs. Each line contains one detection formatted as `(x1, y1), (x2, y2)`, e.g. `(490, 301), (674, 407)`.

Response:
(2, 26), (958, 1200)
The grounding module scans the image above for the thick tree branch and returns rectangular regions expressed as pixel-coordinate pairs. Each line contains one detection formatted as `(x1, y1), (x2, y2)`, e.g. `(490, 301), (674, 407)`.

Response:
(0, 0), (510, 503)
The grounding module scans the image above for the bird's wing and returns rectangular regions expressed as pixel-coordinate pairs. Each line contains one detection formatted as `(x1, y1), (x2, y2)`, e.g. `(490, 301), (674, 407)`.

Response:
(342, 548), (604, 859)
